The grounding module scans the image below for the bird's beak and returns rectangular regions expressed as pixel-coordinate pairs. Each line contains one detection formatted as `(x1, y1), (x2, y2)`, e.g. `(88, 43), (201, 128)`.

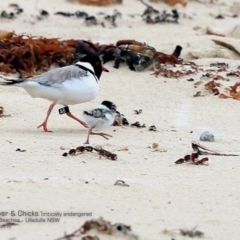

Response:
(102, 66), (109, 72)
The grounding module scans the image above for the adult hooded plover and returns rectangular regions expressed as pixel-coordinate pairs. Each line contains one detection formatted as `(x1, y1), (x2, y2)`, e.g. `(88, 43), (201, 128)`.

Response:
(0, 53), (108, 132)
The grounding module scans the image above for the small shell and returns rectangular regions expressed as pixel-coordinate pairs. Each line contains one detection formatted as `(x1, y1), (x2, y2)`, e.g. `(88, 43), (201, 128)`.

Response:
(200, 131), (215, 142)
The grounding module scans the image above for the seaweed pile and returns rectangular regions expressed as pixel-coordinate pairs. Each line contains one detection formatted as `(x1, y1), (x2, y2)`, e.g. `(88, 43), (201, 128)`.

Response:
(0, 32), (76, 77)
(0, 32), (182, 77)
(139, 0), (180, 24)
(77, 0), (123, 6)
(0, 1), (183, 27)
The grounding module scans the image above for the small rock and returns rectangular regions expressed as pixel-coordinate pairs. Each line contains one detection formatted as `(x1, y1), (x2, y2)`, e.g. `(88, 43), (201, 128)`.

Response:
(200, 131), (215, 142)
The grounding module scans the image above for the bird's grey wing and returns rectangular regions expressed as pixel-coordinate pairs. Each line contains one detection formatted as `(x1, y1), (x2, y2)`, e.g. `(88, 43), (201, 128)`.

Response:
(28, 65), (87, 86)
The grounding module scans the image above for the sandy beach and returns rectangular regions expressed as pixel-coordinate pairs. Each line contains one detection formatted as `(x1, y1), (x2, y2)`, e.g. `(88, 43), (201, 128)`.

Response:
(0, 0), (240, 239)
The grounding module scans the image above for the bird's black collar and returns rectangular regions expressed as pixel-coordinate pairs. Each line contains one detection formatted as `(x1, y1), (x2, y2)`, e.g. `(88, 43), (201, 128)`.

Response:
(75, 63), (98, 82)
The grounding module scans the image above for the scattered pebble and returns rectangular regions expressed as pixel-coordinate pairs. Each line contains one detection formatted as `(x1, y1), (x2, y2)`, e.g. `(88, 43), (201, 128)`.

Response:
(148, 125), (157, 131)
(200, 131), (215, 142)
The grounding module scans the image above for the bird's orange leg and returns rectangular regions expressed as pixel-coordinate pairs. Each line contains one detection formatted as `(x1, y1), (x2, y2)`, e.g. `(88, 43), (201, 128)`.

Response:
(84, 128), (112, 144)
(66, 111), (88, 128)
(37, 102), (56, 132)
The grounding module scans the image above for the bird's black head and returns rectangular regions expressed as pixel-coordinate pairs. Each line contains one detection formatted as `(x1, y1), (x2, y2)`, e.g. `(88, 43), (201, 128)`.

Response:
(75, 40), (109, 79)
(101, 100), (117, 112)
(79, 55), (109, 79)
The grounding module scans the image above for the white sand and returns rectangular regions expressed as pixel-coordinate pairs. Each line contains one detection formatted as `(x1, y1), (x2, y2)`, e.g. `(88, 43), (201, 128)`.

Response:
(0, 0), (240, 239)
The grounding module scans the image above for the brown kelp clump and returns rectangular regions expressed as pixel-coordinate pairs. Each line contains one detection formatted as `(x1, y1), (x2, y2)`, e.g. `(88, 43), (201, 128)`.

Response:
(0, 31), (77, 77)
(77, 0), (122, 6)
(0, 32), (183, 77)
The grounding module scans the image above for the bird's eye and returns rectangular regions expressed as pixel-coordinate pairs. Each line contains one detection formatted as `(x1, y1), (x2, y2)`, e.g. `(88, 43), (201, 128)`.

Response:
(96, 62), (100, 66)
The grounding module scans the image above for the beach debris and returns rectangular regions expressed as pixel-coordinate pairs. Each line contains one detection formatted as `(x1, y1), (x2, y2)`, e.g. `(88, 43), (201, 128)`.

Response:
(191, 141), (240, 156)
(54, 9), (121, 28)
(164, 0), (187, 7)
(149, 0), (187, 7)
(200, 131), (215, 142)
(131, 121), (146, 128)
(212, 39), (240, 57)
(152, 142), (159, 150)
(180, 228), (204, 237)
(55, 11), (74, 17)
(56, 217), (138, 240)
(148, 125), (157, 131)
(101, 10), (121, 28)
(175, 153), (209, 165)
(176, 141), (240, 164)
(220, 82), (240, 99)
(113, 111), (129, 126)
(62, 146), (117, 160)
(0, 31), (14, 40)
(209, 62), (228, 68)
(9, 3), (19, 8)
(118, 146), (129, 151)
(163, 226), (204, 238)
(147, 142), (166, 152)
(0, 33), (76, 77)
(206, 28), (226, 37)
(139, 0), (182, 23)
(0, 33), (184, 76)
(77, 0), (123, 6)
(85, 16), (98, 26)
(134, 109), (142, 114)
(175, 142), (209, 165)
(114, 180), (130, 187)
(193, 91), (204, 97)
(40, 10), (49, 17)
(198, 80), (240, 100)
(201, 72), (227, 81)
(152, 66), (195, 78)
(0, 4), (23, 20)
(204, 80), (220, 95)
(15, 148), (26, 152)
(0, 106), (10, 117)
(226, 71), (240, 77)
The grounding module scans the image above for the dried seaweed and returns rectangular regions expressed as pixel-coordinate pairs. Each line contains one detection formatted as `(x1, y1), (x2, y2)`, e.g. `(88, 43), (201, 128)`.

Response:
(0, 32), (76, 77)
(212, 39), (240, 57)
(131, 121), (146, 128)
(62, 146), (117, 160)
(0, 106), (10, 117)
(201, 80), (240, 100)
(175, 153), (208, 165)
(176, 141), (240, 165)
(149, 125), (157, 131)
(0, 33), (184, 76)
(15, 148), (26, 152)
(134, 109), (142, 114)
(204, 80), (220, 95)
(163, 226), (204, 238)
(191, 141), (240, 156)
(113, 111), (129, 126)
(77, 0), (122, 6)
(152, 67), (195, 78)
(139, 0), (183, 23)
